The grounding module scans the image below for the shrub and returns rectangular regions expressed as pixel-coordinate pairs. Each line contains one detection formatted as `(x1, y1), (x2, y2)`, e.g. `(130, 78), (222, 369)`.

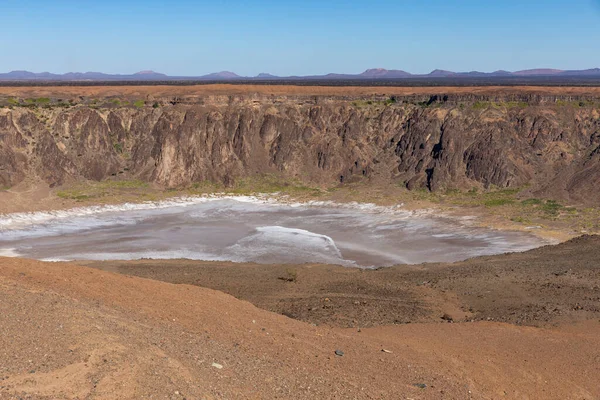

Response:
(484, 198), (514, 207)
(522, 198), (543, 205)
(542, 200), (563, 216)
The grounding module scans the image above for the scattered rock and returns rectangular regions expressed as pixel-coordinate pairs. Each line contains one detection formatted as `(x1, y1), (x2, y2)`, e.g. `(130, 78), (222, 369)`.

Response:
(413, 383), (427, 389)
(211, 362), (223, 369)
(334, 350), (344, 357)
(381, 349), (392, 354)
(441, 313), (454, 322)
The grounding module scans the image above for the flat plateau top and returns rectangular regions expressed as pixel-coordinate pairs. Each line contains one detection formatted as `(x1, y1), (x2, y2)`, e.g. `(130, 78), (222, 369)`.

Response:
(2, 84), (600, 98)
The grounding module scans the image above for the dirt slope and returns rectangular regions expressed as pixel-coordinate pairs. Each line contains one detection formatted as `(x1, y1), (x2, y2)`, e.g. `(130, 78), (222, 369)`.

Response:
(1, 255), (600, 399)
(85, 235), (600, 328)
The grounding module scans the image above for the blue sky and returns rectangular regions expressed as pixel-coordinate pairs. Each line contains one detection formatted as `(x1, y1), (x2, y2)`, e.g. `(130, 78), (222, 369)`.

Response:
(2, 0), (600, 76)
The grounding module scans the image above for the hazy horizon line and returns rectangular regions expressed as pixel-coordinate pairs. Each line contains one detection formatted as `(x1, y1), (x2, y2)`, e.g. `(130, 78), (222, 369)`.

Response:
(2, 66), (600, 78)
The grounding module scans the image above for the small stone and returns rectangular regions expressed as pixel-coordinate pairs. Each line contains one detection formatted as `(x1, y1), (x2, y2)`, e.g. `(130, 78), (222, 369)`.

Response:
(381, 349), (392, 353)
(334, 350), (344, 357)
(413, 383), (427, 389)
(211, 362), (223, 369)
(441, 314), (453, 322)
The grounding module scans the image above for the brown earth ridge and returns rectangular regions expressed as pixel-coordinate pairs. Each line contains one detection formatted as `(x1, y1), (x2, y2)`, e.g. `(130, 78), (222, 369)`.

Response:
(1, 85), (600, 204)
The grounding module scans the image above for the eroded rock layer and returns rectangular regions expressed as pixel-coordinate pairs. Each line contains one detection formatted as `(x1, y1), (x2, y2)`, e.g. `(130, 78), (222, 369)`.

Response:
(1, 95), (599, 203)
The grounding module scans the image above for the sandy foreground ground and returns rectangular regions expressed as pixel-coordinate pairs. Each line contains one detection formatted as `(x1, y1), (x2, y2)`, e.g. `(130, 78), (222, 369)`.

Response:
(1, 236), (600, 399)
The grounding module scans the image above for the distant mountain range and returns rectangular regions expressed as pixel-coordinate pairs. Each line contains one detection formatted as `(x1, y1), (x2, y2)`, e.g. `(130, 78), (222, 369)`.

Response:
(1, 68), (600, 81)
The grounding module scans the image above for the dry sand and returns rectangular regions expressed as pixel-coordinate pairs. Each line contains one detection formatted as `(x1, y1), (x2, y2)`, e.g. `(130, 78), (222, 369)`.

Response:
(1, 236), (600, 399)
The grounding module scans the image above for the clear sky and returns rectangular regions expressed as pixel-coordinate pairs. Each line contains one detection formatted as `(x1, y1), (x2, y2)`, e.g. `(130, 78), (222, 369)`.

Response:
(2, 0), (600, 76)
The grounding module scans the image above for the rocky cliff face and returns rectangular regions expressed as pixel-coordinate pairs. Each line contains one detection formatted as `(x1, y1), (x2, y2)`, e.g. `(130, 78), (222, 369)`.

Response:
(1, 95), (599, 203)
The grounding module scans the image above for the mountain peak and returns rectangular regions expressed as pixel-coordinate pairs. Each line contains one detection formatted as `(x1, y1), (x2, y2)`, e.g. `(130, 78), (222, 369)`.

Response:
(362, 68), (388, 73)
(361, 68), (390, 77)
(135, 70), (164, 75)
(360, 68), (411, 78)
(428, 69), (456, 77)
(214, 71), (240, 78)
(256, 73), (277, 78)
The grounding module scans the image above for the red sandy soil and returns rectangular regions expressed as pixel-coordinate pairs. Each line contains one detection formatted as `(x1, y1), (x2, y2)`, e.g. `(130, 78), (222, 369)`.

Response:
(1, 249), (599, 399)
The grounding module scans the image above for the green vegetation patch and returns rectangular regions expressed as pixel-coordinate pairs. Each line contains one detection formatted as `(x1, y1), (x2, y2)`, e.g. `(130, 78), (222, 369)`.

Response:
(17, 97), (52, 107)
(504, 101), (528, 109)
(472, 101), (489, 110)
(55, 179), (149, 202)
(472, 101), (528, 110)
(384, 184), (597, 233)
(556, 99), (598, 108)
(351, 97), (397, 108)
(521, 198), (543, 206)
(516, 198), (582, 220)
(520, 198), (565, 216)
(97, 180), (149, 189)
(541, 200), (564, 216)
(55, 191), (92, 201)
(133, 100), (145, 108)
